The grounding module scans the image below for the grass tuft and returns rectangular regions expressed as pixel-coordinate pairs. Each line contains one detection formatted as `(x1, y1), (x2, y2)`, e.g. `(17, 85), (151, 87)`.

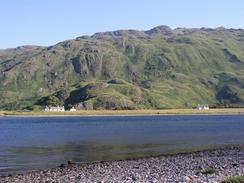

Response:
(201, 166), (217, 175)
(222, 175), (244, 183)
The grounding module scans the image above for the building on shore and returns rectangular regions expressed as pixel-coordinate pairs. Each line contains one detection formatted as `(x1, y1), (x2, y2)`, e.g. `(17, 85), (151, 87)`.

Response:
(69, 107), (77, 112)
(44, 106), (65, 112)
(196, 104), (209, 110)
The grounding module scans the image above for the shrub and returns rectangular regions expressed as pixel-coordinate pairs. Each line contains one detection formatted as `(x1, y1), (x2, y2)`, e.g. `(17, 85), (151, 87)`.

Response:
(46, 96), (62, 106)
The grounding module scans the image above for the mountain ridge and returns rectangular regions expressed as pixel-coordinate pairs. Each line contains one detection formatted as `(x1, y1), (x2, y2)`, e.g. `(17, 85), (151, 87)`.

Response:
(0, 25), (244, 110)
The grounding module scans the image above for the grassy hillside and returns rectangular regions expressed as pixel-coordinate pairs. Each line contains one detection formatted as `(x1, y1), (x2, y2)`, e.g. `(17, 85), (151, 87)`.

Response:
(0, 26), (244, 110)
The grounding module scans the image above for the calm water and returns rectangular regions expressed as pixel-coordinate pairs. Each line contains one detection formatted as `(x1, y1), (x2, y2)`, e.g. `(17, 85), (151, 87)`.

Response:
(0, 115), (244, 175)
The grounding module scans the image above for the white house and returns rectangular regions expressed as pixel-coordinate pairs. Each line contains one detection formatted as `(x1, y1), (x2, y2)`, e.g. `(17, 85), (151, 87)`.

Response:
(44, 106), (65, 112)
(196, 104), (209, 110)
(69, 107), (77, 112)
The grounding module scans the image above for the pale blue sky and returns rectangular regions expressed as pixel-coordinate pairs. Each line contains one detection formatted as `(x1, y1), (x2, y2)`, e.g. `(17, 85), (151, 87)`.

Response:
(0, 0), (243, 49)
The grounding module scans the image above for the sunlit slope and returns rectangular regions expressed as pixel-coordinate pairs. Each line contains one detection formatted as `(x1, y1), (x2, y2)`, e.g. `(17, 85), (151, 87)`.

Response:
(0, 26), (244, 110)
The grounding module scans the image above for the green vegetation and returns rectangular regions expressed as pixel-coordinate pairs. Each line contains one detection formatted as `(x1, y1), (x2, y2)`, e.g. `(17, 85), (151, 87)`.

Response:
(0, 26), (244, 110)
(222, 175), (244, 183)
(201, 166), (217, 175)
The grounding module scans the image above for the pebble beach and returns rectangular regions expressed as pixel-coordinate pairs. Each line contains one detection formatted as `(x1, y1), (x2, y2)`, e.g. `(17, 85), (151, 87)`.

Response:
(1, 146), (244, 183)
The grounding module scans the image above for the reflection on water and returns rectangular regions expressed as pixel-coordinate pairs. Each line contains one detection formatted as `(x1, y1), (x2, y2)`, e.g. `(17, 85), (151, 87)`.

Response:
(0, 115), (244, 175)
(3, 141), (186, 174)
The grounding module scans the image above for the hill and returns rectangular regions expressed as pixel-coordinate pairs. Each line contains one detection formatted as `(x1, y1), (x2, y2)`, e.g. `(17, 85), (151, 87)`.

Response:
(0, 26), (244, 110)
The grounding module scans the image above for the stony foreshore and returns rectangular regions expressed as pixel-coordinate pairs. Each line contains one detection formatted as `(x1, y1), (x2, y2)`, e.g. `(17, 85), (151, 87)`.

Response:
(1, 146), (244, 183)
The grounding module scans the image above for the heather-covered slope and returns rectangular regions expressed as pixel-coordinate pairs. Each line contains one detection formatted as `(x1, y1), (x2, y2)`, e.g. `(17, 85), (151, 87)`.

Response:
(0, 26), (244, 110)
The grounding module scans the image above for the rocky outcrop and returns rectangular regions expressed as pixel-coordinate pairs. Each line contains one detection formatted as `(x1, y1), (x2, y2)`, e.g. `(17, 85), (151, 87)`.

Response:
(72, 47), (103, 79)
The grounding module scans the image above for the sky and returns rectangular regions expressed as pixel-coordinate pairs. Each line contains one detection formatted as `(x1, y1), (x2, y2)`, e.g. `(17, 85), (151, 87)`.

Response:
(0, 0), (244, 49)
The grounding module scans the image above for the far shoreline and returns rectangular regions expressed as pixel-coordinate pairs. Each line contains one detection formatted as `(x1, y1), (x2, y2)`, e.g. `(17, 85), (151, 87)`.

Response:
(1, 108), (244, 117)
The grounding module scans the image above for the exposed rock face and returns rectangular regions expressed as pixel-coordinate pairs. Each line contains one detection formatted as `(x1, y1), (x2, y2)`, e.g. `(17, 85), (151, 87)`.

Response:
(72, 47), (103, 78)
(145, 25), (172, 36)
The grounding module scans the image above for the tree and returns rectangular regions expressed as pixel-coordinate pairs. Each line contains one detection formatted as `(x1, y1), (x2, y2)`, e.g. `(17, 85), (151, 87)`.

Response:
(46, 96), (62, 106)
